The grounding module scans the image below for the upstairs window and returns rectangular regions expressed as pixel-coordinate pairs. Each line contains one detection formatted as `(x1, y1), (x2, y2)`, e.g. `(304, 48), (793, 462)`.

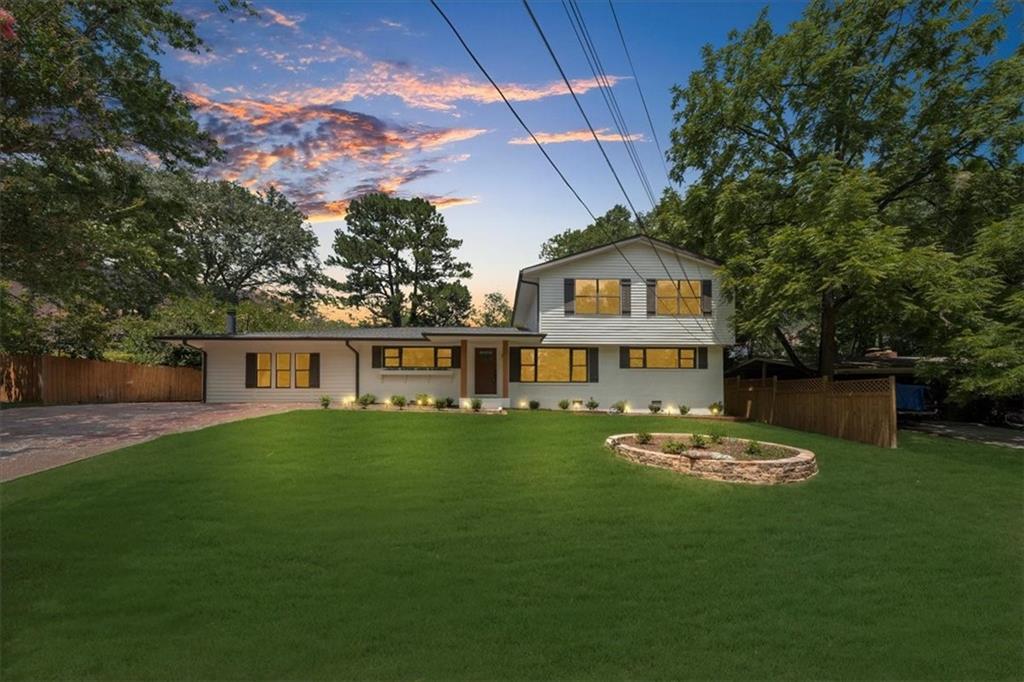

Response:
(647, 279), (712, 316)
(575, 279), (621, 315)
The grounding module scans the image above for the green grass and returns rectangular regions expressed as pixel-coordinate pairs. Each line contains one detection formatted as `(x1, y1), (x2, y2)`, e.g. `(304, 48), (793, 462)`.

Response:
(2, 411), (1021, 680)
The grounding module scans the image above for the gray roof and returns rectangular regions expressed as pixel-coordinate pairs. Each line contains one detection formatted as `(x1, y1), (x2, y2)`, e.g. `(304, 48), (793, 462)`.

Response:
(156, 326), (543, 342)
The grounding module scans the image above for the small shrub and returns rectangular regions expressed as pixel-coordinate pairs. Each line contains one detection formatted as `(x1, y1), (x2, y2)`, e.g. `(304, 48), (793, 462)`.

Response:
(558, 399), (570, 410)
(390, 395), (407, 409)
(611, 400), (626, 414)
(648, 402), (662, 414)
(444, 397), (457, 408)
(470, 398), (482, 412)
(690, 433), (708, 449)
(662, 439), (686, 455)
(585, 397), (599, 411)
(357, 393), (376, 409)
(677, 404), (690, 415)
(319, 395), (332, 409)
(415, 393), (431, 407)
(708, 401), (723, 415)
(744, 440), (764, 457)
(708, 430), (724, 444)
(434, 399), (445, 411)
(529, 400), (540, 410)
(635, 431), (652, 444)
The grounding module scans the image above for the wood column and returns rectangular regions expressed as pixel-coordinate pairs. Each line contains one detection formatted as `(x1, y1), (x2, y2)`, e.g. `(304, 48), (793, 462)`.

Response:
(460, 339), (468, 398)
(501, 340), (509, 398)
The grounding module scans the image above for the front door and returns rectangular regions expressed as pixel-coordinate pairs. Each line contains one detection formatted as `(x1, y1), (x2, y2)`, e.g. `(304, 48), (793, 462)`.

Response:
(474, 348), (497, 395)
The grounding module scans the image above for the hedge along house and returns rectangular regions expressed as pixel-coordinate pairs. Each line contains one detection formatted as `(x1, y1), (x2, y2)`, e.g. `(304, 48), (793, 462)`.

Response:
(158, 236), (735, 413)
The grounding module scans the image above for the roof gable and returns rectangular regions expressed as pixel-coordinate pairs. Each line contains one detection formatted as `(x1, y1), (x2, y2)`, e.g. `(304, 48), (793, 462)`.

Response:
(518, 235), (720, 277)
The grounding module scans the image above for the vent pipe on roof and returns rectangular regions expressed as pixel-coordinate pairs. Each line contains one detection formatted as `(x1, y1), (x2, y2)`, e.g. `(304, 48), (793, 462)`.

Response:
(226, 310), (237, 335)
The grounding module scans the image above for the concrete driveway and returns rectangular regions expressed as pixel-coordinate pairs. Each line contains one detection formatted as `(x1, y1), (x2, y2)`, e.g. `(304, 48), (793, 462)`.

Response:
(0, 403), (302, 481)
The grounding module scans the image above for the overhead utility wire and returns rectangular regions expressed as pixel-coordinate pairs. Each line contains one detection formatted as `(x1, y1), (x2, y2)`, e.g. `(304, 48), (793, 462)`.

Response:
(563, 0), (657, 208)
(523, 0), (720, 342)
(608, 0), (672, 182)
(429, 0), (665, 292)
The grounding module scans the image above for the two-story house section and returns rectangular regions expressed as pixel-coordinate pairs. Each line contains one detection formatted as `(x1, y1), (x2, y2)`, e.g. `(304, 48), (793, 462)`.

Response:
(157, 236), (733, 413)
(508, 235), (734, 413)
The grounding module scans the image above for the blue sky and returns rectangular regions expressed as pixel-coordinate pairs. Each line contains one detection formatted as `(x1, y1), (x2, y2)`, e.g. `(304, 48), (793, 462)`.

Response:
(161, 1), (1019, 313)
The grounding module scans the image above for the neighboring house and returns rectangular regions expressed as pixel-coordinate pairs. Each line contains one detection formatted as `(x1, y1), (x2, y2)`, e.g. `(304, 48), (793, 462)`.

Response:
(158, 236), (735, 413)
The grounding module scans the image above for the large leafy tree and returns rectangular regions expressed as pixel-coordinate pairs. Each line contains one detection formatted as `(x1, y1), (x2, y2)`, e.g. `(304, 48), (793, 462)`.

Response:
(178, 181), (329, 312)
(328, 194), (472, 326)
(473, 292), (513, 328)
(668, 0), (1022, 378)
(538, 205), (638, 261)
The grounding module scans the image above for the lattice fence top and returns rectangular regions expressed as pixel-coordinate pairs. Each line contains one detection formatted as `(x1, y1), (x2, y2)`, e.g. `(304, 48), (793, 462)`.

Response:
(730, 376), (893, 396)
(829, 377), (893, 394)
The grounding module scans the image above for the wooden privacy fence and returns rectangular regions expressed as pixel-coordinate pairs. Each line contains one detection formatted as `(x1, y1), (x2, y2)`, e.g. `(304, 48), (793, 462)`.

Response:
(724, 376), (898, 448)
(1, 354), (202, 405)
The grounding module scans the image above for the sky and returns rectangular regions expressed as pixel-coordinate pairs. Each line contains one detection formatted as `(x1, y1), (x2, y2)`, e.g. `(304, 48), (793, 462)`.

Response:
(159, 1), (1019, 315)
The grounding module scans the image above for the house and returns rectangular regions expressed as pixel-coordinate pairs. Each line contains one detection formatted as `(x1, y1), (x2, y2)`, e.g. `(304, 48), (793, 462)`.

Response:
(158, 236), (735, 413)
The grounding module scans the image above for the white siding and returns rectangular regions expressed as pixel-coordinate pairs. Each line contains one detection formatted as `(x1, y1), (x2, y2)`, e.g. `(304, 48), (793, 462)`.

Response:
(534, 241), (734, 345)
(509, 345), (724, 414)
(200, 340), (355, 404)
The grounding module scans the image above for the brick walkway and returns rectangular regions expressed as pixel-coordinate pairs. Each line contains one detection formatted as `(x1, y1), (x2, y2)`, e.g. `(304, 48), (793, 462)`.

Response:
(0, 403), (302, 481)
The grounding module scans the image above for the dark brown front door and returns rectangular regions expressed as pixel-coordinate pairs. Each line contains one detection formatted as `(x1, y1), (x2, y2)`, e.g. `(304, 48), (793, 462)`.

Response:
(474, 348), (497, 395)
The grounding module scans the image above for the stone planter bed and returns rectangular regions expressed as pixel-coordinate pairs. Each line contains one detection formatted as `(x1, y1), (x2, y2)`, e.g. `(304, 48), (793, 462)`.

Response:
(605, 433), (818, 485)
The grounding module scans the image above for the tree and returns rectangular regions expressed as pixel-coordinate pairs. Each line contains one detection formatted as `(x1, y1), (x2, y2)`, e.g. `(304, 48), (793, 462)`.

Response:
(538, 205), (638, 261)
(668, 0), (1022, 377)
(473, 292), (513, 328)
(179, 181), (330, 312)
(416, 282), (474, 327)
(328, 194), (472, 326)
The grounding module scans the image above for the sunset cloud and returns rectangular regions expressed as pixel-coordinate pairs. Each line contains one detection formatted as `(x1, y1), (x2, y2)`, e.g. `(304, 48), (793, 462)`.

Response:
(508, 128), (644, 145)
(263, 7), (302, 29)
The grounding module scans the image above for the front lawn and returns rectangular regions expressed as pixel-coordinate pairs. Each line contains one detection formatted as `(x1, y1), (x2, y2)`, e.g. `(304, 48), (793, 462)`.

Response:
(2, 411), (1021, 680)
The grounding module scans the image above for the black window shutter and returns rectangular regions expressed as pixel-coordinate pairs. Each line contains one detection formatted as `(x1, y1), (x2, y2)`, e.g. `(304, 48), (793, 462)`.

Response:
(697, 347), (708, 369)
(646, 279), (656, 316)
(309, 353), (321, 387)
(371, 346), (382, 368)
(451, 346), (461, 369)
(509, 347), (521, 382)
(701, 280), (713, 315)
(620, 279), (631, 315)
(587, 348), (599, 382)
(245, 353), (257, 388)
(619, 346), (630, 368)
(563, 278), (575, 316)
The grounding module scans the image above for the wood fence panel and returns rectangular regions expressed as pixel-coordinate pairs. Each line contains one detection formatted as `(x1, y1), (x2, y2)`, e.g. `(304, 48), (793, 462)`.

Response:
(0, 354), (201, 404)
(725, 375), (897, 448)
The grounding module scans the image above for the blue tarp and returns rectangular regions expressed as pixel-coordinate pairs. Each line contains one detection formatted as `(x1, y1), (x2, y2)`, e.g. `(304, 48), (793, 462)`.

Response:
(896, 383), (928, 412)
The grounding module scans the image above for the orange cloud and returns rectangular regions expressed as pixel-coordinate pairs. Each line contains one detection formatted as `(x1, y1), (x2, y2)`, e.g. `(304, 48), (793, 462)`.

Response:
(263, 7), (302, 29)
(508, 128), (644, 145)
(306, 195), (477, 223)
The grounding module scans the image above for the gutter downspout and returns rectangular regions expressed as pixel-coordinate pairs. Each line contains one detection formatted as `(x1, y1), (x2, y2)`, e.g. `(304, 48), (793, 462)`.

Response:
(344, 340), (359, 399)
(183, 340), (207, 403)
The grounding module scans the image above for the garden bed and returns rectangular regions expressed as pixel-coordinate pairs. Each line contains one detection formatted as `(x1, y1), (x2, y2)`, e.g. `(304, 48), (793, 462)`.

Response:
(605, 433), (818, 484)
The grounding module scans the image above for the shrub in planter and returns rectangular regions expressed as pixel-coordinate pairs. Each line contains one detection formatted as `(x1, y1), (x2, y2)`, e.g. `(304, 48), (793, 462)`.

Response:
(677, 404), (690, 416)
(648, 402), (662, 414)
(357, 393), (376, 409)
(662, 439), (686, 455)
(444, 397), (457, 408)
(390, 395), (407, 409)
(319, 395), (332, 409)
(558, 399), (570, 410)
(470, 398), (482, 412)
(708, 401), (724, 415)
(690, 433), (708, 449)
(585, 397), (599, 411)
(415, 393), (432, 407)
(744, 440), (764, 457)
(635, 431), (652, 444)
(528, 400), (540, 410)
(708, 430), (724, 444)
(611, 400), (626, 414)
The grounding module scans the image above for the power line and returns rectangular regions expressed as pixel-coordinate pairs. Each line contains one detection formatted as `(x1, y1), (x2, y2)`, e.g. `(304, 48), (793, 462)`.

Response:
(608, 0), (672, 183)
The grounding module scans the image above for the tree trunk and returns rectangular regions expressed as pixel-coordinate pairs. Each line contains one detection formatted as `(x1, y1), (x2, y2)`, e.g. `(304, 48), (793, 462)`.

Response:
(773, 327), (815, 376)
(818, 292), (837, 378)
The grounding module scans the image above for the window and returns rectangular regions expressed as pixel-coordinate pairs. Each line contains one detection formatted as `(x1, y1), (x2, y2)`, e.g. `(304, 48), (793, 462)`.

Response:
(623, 347), (702, 369)
(275, 353), (291, 388)
(655, 279), (702, 316)
(256, 352), (271, 388)
(575, 279), (621, 315)
(518, 347), (591, 383)
(380, 347), (456, 370)
(295, 353), (311, 388)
